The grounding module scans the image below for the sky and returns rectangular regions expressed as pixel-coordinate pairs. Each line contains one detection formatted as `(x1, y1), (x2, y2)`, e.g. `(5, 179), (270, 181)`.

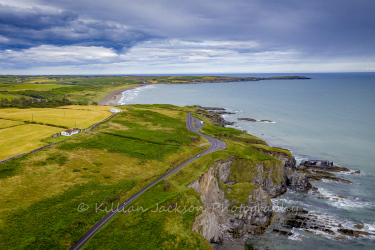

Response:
(0, 0), (375, 74)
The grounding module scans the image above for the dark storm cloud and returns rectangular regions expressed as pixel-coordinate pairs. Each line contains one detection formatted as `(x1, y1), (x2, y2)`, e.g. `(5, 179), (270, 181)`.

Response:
(22, 0), (374, 57)
(0, 0), (374, 73)
(0, 5), (77, 30)
(0, 3), (157, 51)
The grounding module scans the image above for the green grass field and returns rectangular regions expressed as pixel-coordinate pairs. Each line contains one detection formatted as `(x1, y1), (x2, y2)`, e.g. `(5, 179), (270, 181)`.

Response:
(0, 124), (61, 160)
(0, 106), (116, 160)
(0, 104), (289, 249)
(0, 107), (112, 129)
(0, 93), (23, 100)
(0, 83), (73, 91)
(0, 105), (209, 249)
(0, 119), (24, 129)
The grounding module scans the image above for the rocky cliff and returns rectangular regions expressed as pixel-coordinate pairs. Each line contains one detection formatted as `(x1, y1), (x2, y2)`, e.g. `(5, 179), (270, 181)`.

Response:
(189, 152), (312, 246)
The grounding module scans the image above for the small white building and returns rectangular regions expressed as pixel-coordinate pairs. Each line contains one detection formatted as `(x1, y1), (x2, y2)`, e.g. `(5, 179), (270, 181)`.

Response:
(61, 128), (81, 136)
(110, 108), (122, 113)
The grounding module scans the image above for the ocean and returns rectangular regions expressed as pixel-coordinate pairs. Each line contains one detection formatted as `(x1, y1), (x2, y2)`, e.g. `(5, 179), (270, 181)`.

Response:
(119, 73), (375, 249)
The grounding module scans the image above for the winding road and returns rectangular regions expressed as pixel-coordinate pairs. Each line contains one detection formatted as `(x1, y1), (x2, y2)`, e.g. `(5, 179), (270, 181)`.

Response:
(69, 113), (226, 250)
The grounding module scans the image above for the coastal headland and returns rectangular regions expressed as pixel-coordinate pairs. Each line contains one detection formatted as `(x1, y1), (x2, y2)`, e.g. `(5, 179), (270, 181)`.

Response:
(97, 75), (310, 106)
(4, 74), (355, 250)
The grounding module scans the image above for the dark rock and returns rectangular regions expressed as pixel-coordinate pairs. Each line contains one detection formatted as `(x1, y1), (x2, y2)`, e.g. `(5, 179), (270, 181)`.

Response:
(284, 218), (307, 228)
(338, 229), (360, 237)
(323, 228), (335, 235)
(215, 111), (236, 115)
(196, 109), (234, 127)
(286, 207), (309, 214)
(238, 118), (257, 122)
(300, 160), (333, 168)
(285, 172), (312, 192)
(296, 165), (352, 184)
(196, 106), (226, 111)
(272, 228), (293, 237)
(298, 163), (350, 172)
(329, 166), (351, 172)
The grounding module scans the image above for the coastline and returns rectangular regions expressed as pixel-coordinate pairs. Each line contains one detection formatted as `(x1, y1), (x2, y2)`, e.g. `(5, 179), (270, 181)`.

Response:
(97, 75), (311, 106)
(97, 84), (150, 106)
(95, 79), (375, 248)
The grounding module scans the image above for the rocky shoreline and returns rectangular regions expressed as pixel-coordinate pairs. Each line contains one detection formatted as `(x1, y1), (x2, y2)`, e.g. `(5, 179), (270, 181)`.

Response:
(191, 106), (361, 249)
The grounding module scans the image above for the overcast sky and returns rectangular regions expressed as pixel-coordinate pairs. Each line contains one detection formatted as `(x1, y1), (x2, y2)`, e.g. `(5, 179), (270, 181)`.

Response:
(1, 0), (375, 74)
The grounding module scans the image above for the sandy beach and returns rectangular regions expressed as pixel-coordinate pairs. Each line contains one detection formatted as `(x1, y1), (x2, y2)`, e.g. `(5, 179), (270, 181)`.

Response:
(97, 84), (149, 106)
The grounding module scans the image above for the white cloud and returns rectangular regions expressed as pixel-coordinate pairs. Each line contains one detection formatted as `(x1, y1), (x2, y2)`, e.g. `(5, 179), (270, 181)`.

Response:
(1, 39), (374, 74)
(0, 45), (118, 65)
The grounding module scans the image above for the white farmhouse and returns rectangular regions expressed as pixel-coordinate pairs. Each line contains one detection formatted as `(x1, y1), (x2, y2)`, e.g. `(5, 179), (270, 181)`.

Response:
(110, 108), (122, 113)
(61, 128), (81, 136)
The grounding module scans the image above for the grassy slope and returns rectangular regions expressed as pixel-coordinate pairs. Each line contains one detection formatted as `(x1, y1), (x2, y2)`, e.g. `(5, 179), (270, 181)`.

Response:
(0, 84), (72, 91)
(82, 106), (291, 249)
(0, 93), (23, 100)
(66, 84), (140, 104)
(0, 75), (143, 106)
(0, 104), (291, 249)
(0, 104), (207, 249)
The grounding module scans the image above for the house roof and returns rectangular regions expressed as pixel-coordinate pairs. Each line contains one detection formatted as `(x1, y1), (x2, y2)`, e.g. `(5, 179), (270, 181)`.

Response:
(63, 128), (80, 134)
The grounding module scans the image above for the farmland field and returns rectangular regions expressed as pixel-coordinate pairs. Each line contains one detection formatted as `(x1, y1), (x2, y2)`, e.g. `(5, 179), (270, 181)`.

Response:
(0, 124), (61, 160)
(0, 107), (112, 129)
(0, 119), (24, 129)
(23, 77), (58, 84)
(0, 83), (73, 91)
(0, 93), (22, 100)
(58, 105), (118, 111)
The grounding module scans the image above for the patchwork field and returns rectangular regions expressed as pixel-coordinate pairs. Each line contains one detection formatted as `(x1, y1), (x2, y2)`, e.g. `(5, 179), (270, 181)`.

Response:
(0, 124), (61, 160)
(0, 119), (24, 129)
(0, 106), (115, 160)
(0, 83), (73, 91)
(23, 77), (58, 84)
(0, 107), (112, 129)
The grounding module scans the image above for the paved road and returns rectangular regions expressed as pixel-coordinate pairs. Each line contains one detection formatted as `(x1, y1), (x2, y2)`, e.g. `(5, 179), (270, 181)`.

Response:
(69, 113), (226, 250)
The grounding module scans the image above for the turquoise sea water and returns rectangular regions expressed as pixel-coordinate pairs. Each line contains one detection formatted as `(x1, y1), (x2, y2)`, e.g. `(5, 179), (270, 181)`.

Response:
(119, 73), (375, 249)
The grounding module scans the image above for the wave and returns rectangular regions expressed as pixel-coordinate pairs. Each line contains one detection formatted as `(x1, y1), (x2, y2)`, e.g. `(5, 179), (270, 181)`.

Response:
(272, 198), (314, 208)
(288, 229), (303, 241)
(118, 85), (156, 105)
(293, 155), (306, 166)
(304, 212), (375, 241)
(313, 187), (375, 209)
